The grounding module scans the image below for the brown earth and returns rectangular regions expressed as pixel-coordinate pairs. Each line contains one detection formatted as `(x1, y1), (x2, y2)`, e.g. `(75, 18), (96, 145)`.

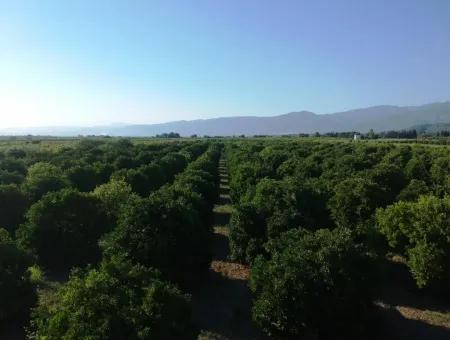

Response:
(190, 159), (263, 340)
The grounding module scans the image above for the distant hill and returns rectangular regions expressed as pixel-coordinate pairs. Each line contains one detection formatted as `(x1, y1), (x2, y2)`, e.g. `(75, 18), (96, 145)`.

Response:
(411, 123), (450, 134)
(1, 101), (450, 137)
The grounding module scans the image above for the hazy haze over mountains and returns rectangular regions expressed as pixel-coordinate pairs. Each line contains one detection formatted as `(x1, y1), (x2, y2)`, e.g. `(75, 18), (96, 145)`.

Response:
(2, 102), (450, 137)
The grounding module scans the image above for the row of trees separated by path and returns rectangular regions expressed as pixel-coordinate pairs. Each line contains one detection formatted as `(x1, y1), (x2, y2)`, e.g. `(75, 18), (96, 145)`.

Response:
(1, 139), (223, 338)
(0, 137), (449, 339)
(226, 139), (450, 339)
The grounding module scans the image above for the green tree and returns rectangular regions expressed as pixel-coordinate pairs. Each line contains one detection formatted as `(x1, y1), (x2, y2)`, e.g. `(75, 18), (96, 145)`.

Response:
(404, 157), (430, 183)
(66, 165), (100, 192)
(93, 179), (136, 221)
(396, 179), (430, 202)
(102, 193), (209, 281)
(329, 177), (385, 230)
(430, 156), (450, 194)
(0, 228), (36, 323)
(368, 163), (406, 203)
(111, 168), (150, 196)
(159, 153), (188, 180)
(30, 257), (194, 340)
(229, 202), (265, 263)
(250, 228), (374, 339)
(22, 162), (70, 202)
(17, 189), (112, 272)
(377, 195), (450, 289)
(0, 184), (29, 234)
(0, 158), (27, 175)
(0, 169), (24, 185)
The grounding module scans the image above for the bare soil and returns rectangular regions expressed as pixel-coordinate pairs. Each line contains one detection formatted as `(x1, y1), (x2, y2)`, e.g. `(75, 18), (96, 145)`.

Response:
(190, 159), (263, 340)
(374, 256), (450, 339)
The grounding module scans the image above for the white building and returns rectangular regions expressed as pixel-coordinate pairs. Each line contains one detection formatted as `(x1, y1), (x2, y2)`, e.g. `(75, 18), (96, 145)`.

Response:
(353, 133), (362, 141)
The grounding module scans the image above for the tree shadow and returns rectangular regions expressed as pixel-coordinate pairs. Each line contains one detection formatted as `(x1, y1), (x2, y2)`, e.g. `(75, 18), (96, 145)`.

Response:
(376, 258), (449, 312)
(190, 270), (265, 340)
(210, 232), (230, 261)
(213, 210), (231, 226)
(374, 305), (450, 340)
(218, 194), (230, 206)
(0, 320), (27, 340)
(190, 159), (264, 339)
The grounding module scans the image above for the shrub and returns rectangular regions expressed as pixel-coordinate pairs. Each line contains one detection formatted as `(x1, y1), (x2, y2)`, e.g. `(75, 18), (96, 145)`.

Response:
(0, 169), (24, 185)
(329, 177), (385, 230)
(29, 257), (194, 339)
(377, 195), (450, 289)
(0, 184), (29, 234)
(22, 162), (70, 202)
(17, 189), (112, 272)
(102, 192), (209, 282)
(396, 179), (430, 202)
(93, 179), (136, 221)
(66, 165), (100, 192)
(229, 202), (265, 263)
(0, 228), (36, 323)
(250, 228), (375, 339)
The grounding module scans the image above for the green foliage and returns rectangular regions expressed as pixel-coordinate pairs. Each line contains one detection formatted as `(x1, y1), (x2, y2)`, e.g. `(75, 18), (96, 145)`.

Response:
(2, 137), (450, 337)
(230, 175), (333, 264)
(229, 202), (265, 263)
(396, 179), (430, 201)
(93, 179), (137, 221)
(250, 228), (375, 339)
(17, 189), (112, 272)
(66, 165), (100, 192)
(407, 242), (447, 290)
(0, 228), (36, 323)
(22, 162), (70, 202)
(405, 157), (430, 183)
(0, 169), (24, 185)
(377, 195), (450, 288)
(114, 155), (136, 170)
(111, 165), (165, 197)
(227, 139), (450, 296)
(329, 177), (385, 229)
(159, 153), (188, 181)
(102, 145), (221, 282)
(0, 157), (27, 175)
(0, 184), (29, 234)
(102, 195), (206, 281)
(430, 156), (450, 194)
(28, 265), (45, 285)
(29, 258), (194, 340)
(368, 162), (406, 203)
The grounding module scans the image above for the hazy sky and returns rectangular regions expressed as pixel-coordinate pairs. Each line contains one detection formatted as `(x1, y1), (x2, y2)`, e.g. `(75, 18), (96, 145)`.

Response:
(1, 0), (449, 127)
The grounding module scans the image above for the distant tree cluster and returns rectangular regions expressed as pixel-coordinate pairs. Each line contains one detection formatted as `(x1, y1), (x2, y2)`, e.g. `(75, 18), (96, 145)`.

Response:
(156, 132), (181, 138)
(375, 129), (418, 139)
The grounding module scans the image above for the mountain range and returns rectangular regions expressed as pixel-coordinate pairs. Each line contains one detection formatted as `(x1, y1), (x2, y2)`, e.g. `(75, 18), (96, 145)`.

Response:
(2, 101), (450, 137)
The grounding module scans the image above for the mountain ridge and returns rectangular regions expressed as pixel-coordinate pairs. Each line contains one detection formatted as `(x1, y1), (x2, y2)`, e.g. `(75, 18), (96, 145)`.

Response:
(1, 101), (450, 137)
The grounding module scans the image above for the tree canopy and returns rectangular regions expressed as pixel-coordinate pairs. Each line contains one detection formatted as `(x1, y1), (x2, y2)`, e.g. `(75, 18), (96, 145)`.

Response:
(17, 189), (112, 272)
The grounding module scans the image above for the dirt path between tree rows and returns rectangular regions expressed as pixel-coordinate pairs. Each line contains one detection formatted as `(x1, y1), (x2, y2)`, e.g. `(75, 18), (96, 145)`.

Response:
(191, 158), (263, 340)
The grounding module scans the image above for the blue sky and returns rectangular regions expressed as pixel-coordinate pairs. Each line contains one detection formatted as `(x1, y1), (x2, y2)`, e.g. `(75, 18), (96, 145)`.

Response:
(0, 0), (449, 127)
